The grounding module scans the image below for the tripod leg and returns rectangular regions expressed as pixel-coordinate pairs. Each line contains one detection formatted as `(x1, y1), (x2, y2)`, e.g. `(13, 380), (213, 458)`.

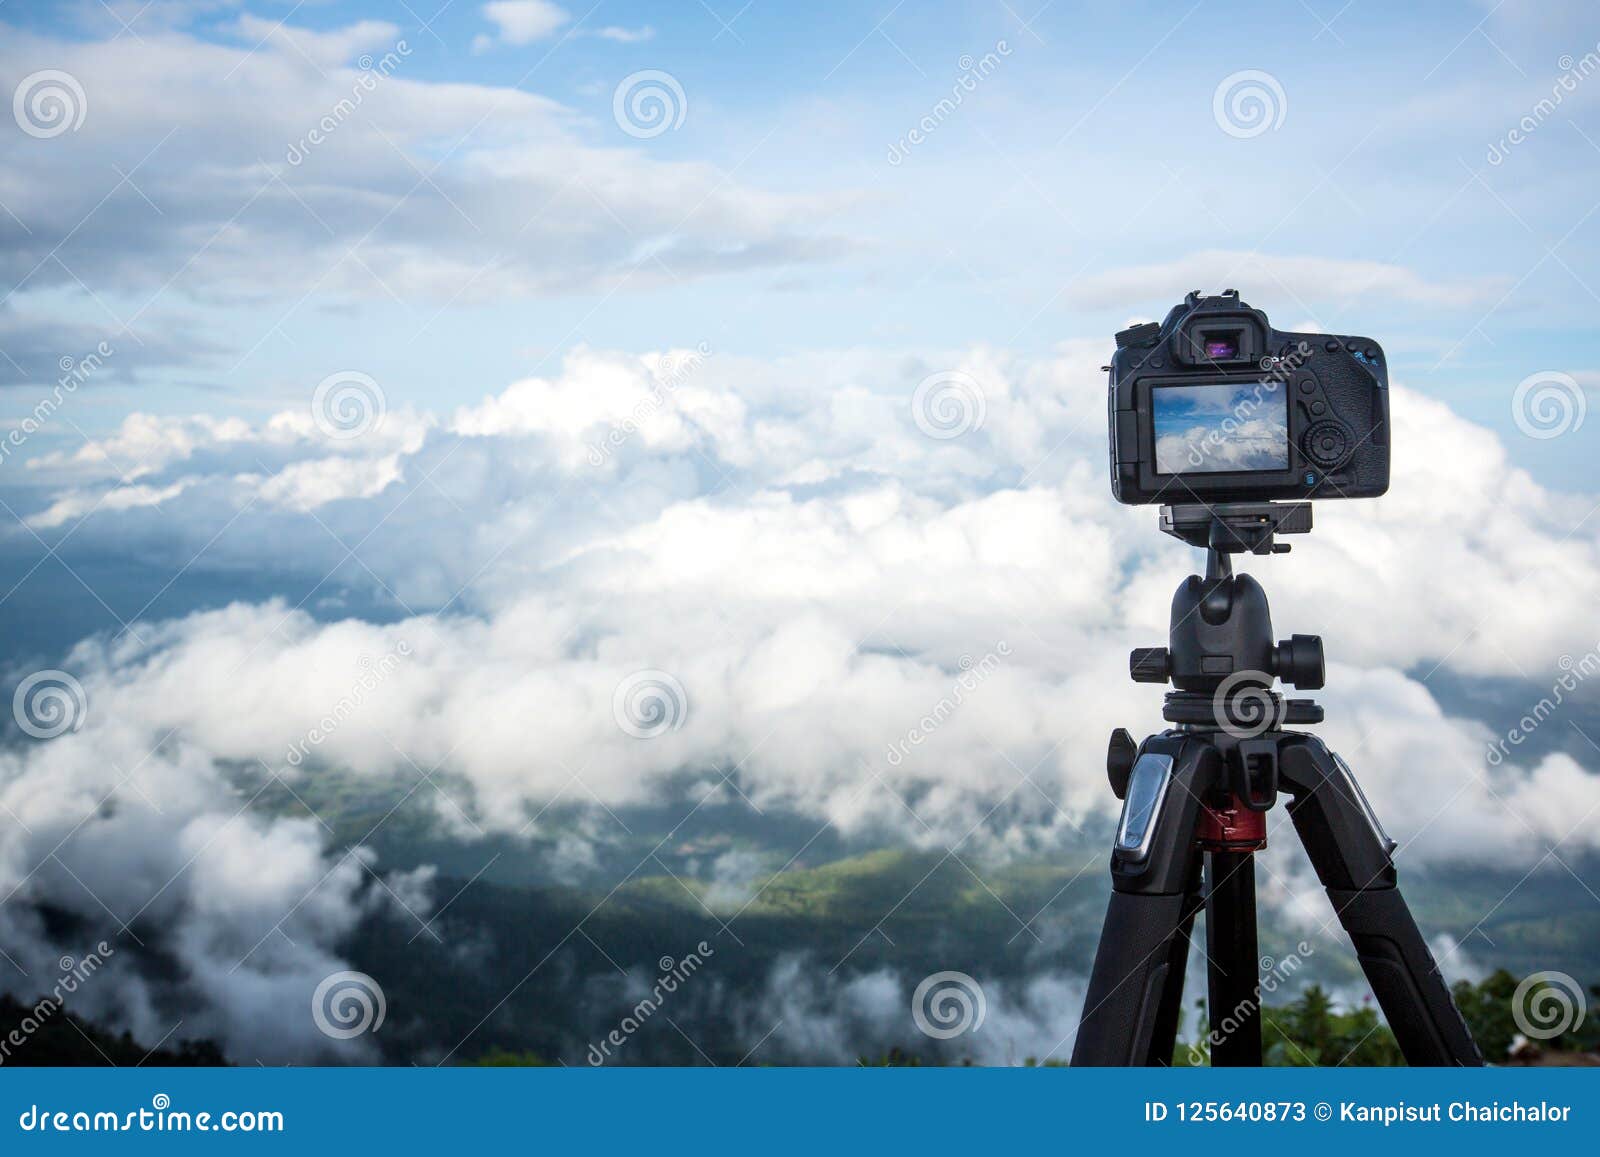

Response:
(1279, 737), (1484, 1066)
(1205, 849), (1263, 1065)
(1072, 738), (1221, 1066)
(1148, 876), (1203, 1065)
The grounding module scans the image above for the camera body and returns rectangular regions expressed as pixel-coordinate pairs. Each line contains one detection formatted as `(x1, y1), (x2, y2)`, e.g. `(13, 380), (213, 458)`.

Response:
(1108, 290), (1389, 505)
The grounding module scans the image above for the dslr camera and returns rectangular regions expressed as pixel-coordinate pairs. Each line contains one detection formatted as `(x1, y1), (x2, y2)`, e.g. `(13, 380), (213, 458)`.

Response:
(1108, 290), (1389, 504)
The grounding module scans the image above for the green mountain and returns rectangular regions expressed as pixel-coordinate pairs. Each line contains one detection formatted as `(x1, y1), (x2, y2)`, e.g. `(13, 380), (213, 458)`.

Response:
(230, 765), (1600, 1065)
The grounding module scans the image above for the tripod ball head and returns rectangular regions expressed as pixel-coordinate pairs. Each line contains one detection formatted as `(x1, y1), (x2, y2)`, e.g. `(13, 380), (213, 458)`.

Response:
(1128, 567), (1325, 693)
(1170, 569), (1274, 691)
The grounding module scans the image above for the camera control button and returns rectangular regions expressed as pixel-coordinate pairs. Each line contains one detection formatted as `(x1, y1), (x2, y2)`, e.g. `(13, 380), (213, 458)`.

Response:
(1310, 400), (1327, 415)
(1302, 421), (1351, 467)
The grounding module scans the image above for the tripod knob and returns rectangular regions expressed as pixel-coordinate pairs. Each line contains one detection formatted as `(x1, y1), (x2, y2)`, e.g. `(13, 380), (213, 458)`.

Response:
(1274, 633), (1325, 689)
(1130, 647), (1171, 683)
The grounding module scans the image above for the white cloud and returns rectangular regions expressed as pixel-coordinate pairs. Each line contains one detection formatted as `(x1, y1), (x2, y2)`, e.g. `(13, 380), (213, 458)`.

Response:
(593, 26), (655, 44)
(0, 22), (854, 317)
(28, 480), (191, 529)
(254, 452), (406, 511)
(479, 1), (569, 47)
(4, 343), (1596, 868)
(0, 718), (426, 1062)
(231, 14), (402, 68)
(740, 957), (1085, 1065)
(30, 414), (255, 482)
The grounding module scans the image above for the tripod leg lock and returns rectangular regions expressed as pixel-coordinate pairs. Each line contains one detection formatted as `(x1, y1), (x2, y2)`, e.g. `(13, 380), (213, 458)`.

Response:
(1109, 737), (1222, 894)
(1075, 735), (1220, 1066)
(1106, 728), (1138, 799)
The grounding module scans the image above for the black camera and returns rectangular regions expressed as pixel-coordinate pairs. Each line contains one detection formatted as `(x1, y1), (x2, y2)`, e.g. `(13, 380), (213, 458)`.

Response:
(1108, 290), (1390, 505)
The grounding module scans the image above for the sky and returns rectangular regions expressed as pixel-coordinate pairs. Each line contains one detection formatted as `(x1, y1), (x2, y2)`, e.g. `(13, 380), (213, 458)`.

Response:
(1, 0), (1599, 1063)
(0, 0), (1597, 484)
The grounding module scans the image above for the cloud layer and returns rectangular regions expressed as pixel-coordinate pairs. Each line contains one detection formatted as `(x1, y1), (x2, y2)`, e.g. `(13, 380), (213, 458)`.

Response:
(0, 19), (850, 347)
(0, 714), (431, 1062)
(6, 341), (1597, 869)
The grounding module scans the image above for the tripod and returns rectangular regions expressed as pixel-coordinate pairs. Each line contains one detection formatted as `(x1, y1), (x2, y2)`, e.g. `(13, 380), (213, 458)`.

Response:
(1071, 503), (1482, 1067)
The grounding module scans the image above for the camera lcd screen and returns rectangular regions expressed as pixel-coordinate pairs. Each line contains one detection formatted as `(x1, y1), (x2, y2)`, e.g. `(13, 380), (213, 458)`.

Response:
(1152, 382), (1289, 475)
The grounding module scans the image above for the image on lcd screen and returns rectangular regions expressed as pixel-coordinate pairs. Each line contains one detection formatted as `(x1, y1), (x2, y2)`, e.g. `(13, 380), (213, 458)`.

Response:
(1152, 382), (1289, 474)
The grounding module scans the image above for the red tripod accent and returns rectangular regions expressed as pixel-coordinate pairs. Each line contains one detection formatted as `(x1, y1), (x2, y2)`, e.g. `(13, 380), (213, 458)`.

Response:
(1197, 793), (1268, 852)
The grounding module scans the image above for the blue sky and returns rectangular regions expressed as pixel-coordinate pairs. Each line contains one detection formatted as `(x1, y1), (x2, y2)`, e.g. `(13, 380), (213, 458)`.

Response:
(1, 0), (1597, 488)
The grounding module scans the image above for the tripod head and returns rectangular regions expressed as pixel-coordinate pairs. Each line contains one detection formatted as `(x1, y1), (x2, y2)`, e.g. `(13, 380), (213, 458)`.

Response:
(1128, 502), (1325, 729)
